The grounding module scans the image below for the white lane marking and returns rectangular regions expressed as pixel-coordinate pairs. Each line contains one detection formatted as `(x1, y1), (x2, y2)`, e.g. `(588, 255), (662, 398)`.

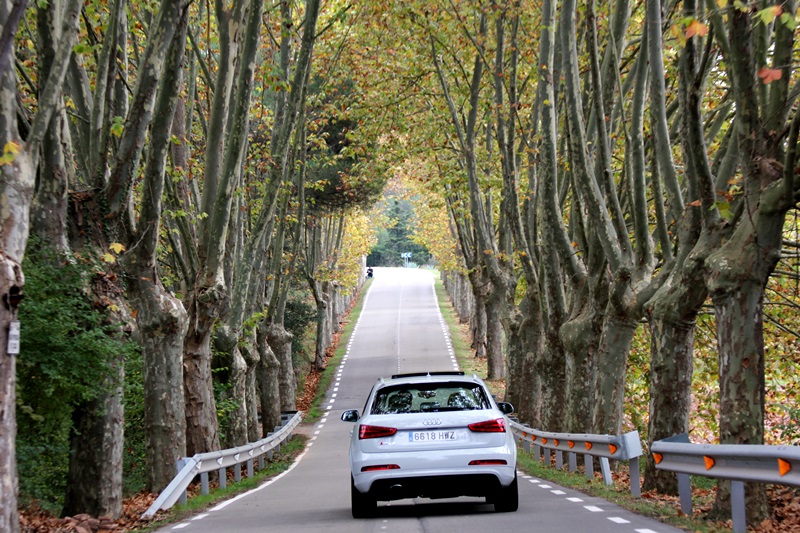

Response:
(191, 514), (209, 521)
(584, 505), (604, 512)
(539, 484), (552, 488)
(529, 479), (540, 483)
(551, 490), (566, 495)
(172, 524), (189, 529)
(567, 497), (583, 502)
(608, 517), (630, 524)
(635, 530), (660, 533)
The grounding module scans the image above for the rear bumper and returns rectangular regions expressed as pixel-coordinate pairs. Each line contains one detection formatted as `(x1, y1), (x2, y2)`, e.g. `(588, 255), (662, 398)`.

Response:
(351, 444), (517, 500)
(363, 472), (508, 501)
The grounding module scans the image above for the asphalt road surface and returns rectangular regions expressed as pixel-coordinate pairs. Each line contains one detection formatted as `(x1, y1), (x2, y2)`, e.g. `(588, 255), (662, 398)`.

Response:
(157, 267), (683, 533)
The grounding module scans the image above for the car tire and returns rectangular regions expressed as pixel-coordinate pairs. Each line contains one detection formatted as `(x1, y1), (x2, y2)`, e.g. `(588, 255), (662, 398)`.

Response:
(351, 476), (376, 518)
(493, 472), (519, 512)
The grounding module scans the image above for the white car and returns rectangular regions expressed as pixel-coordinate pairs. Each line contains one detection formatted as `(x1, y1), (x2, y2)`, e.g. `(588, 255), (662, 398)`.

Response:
(341, 371), (518, 517)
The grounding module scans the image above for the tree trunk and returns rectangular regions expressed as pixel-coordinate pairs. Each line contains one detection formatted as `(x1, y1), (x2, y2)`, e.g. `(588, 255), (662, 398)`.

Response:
(215, 327), (248, 448)
(643, 319), (693, 494)
(257, 322), (281, 436)
(132, 278), (188, 492)
(245, 340), (260, 443)
(485, 291), (505, 379)
(505, 293), (542, 426)
(560, 291), (601, 432)
(710, 282), (768, 521)
(62, 354), (124, 518)
(183, 289), (221, 456)
(267, 322), (296, 411)
(591, 312), (638, 435)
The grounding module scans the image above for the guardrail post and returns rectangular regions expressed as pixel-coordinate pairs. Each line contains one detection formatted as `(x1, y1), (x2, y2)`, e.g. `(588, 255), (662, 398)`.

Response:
(568, 452), (577, 472)
(584, 454), (593, 480)
(234, 462), (242, 482)
(219, 467), (227, 489)
(678, 473), (691, 515)
(533, 444), (540, 461)
(543, 448), (551, 466)
(201, 472), (209, 495)
(555, 450), (563, 470)
(259, 454), (264, 470)
(247, 458), (254, 478)
(599, 457), (613, 485)
(522, 439), (531, 453)
(629, 457), (641, 497)
(731, 480), (746, 533)
(176, 458), (189, 505)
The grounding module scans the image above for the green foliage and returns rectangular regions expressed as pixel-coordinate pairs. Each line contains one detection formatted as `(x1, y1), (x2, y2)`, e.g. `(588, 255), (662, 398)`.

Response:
(16, 239), (138, 509)
(367, 197), (430, 266)
(123, 348), (147, 495)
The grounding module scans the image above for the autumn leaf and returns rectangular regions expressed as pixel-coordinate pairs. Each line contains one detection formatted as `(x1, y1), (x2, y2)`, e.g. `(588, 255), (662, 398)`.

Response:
(109, 242), (126, 254)
(687, 200), (702, 207)
(758, 67), (783, 84)
(102, 253), (116, 263)
(685, 19), (709, 39)
(757, 5), (783, 25)
(0, 141), (21, 166)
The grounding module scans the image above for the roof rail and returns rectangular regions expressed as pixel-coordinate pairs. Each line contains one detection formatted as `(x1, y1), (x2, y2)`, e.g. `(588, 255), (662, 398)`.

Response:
(390, 371), (466, 379)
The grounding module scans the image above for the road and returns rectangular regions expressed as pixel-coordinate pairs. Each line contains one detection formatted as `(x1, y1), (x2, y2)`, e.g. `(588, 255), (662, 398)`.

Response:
(157, 267), (683, 533)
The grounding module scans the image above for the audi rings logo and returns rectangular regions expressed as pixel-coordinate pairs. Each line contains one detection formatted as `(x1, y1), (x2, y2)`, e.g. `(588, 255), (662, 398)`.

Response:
(422, 418), (443, 426)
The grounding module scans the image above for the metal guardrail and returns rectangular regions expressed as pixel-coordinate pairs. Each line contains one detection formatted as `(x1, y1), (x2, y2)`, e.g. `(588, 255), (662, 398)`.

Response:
(142, 411), (303, 518)
(508, 420), (643, 497)
(651, 433), (800, 533)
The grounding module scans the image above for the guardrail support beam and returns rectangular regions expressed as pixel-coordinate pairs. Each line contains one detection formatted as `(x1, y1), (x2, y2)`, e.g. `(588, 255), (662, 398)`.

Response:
(678, 473), (691, 515)
(555, 450), (563, 470)
(731, 480), (746, 533)
(568, 452), (577, 473)
(201, 472), (209, 495)
(219, 467), (227, 489)
(599, 457), (612, 486)
(584, 455), (593, 480)
(629, 457), (641, 498)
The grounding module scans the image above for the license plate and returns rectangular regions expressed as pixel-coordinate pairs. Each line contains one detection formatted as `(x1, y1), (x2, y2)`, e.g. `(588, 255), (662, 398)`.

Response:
(409, 430), (458, 442)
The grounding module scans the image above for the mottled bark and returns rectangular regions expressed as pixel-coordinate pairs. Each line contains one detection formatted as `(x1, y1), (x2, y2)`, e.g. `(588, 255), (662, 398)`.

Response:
(268, 322), (296, 411)
(62, 355), (124, 518)
(183, 289), (222, 455)
(134, 279), (188, 491)
(485, 291), (505, 379)
(257, 322), (281, 436)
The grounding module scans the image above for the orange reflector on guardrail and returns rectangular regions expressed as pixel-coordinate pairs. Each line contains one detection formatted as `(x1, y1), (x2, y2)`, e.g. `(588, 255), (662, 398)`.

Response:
(704, 456), (716, 470)
(568, 441), (575, 449)
(653, 453), (663, 464)
(554, 439), (559, 446)
(778, 458), (791, 476)
(609, 444), (617, 455)
(586, 442), (593, 450)
(522, 432), (527, 438)
(542, 438), (548, 444)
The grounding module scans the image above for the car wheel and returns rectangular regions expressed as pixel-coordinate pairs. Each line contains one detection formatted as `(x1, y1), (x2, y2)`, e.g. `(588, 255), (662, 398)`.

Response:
(493, 472), (519, 512)
(351, 476), (376, 518)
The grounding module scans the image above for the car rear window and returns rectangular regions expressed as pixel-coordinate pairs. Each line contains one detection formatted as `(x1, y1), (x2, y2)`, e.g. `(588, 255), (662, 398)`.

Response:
(370, 382), (490, 414)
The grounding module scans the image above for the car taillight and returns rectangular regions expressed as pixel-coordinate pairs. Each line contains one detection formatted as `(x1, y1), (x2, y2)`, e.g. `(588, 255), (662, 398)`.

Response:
(468, 418), (506, 433)
(359, 424), (397, 439)
(361, 464), (400, 472)
(469, 459), (508, 465)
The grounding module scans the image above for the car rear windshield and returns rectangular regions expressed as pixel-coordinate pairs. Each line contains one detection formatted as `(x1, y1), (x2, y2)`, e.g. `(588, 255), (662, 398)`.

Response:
(370, 382), (491, 414)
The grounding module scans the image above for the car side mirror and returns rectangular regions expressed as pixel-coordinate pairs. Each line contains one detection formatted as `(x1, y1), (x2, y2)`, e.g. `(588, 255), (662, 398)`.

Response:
(341, 409), (360, 422)
(497, 402), (514, 415)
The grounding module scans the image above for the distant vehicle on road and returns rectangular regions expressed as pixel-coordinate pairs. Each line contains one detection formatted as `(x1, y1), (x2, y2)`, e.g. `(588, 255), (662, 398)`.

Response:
(341, 371), (518, 517)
